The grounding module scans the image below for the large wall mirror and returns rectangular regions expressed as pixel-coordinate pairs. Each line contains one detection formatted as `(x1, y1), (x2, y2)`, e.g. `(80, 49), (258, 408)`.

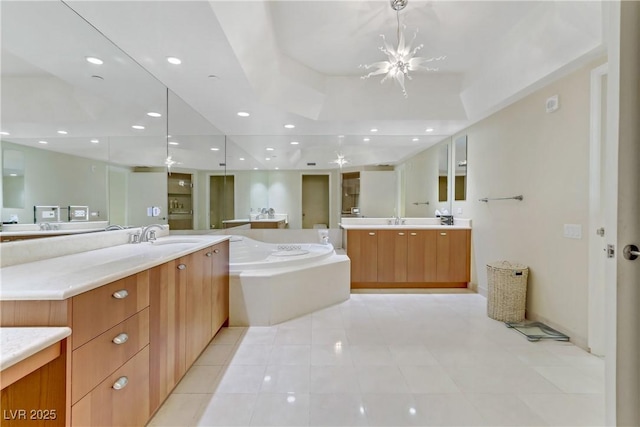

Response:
(1, 1), (167, 227)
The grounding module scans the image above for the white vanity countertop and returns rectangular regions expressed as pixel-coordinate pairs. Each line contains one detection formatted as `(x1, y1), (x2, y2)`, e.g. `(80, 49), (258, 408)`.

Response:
(340, 224), (471, 230)
(0, 228), (106, 237)
(0, 235), (230, 301)
(1, 327), (72, 371)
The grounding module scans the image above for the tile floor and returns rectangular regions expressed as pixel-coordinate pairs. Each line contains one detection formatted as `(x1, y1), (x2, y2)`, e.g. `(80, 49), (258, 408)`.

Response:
(148, 292), (605, 426)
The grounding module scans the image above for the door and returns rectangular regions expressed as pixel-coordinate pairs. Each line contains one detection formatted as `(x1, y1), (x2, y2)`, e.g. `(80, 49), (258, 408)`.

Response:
(209, 175), (234, 229)
(302, 174), (329, 229)
(609, 2), (640, 425)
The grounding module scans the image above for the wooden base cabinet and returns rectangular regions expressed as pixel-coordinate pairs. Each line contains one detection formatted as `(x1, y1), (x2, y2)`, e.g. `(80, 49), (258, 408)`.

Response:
(348, 229), (470, 288)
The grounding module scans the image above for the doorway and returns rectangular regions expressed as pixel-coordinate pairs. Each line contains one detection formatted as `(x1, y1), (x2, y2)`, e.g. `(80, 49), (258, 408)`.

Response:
(301, 174), (329, 229)
(209, 175), (234, 229)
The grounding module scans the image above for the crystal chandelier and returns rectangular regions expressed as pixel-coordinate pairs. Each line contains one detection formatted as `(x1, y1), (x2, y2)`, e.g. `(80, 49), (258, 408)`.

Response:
(360, 0), (445, 98)
(330, 152), (350, 168)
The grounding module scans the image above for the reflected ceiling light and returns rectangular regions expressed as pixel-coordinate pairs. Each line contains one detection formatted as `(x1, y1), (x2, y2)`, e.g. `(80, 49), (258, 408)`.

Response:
(210, 147), (220, 151)
(412, 137), (419, 142)
(338, 135), (345, 138)
(253, 167), (258, 170)
(284, 124), (295, 129)
(330, 153), (350, 168)
(409, 407), (417, 415)
(90, 139), (99, 144)
(169, 141), (179, 145)
(147, 112), (162, 118)
(275, 167), (279, 170)
(370, 128), (378, 132)
(237, 111), (250, 117)
(0, 131), (10, 136)
(265, 157), (271, 161)
(286, 395), (296, 404)
(9, 173), (17, 177)
(239, 157), (246, 161)
(290, 141), (299, 145)
(266, 147), (275, 151)
(363, 138), (370, 142)
(57, 130), (68, 135)
(166, 56), (182, 65)
(38, 140), (48, 144)
(85, 56), (103, 65)
(132, 125), (145, 130)
(425, 127), (434, 132)
(360, 0), (445, 98)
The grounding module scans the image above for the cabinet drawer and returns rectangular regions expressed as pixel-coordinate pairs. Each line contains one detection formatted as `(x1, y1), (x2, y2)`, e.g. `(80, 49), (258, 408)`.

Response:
(72, 271), (150, 349)
(71, 346), (150, 427)
(72, 308), (150, 404)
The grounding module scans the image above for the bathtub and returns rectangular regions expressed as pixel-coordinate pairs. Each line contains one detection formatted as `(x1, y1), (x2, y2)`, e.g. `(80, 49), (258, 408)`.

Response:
(228, 236), (350, 326)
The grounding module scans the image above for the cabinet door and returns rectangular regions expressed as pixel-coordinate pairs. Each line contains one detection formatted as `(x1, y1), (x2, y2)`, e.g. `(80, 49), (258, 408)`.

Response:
(436, 229), (471, 283)
(377, 230), (408, 282)
(211, 240), (229, 337)
(149, 260), (187, 413)
(347, 230), (378, 283)
(185, 250), (212, 367)
(407, 230), (437, 282)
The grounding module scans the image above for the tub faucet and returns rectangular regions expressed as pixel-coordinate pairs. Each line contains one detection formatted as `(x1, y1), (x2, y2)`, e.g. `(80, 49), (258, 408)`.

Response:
(141, 224), (165, 242)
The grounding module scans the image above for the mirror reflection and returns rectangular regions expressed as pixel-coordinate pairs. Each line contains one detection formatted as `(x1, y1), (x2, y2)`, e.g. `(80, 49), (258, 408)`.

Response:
(2, 149), (25, 209)
(438, 144), (449, 203)
(454, 135), (467, 201)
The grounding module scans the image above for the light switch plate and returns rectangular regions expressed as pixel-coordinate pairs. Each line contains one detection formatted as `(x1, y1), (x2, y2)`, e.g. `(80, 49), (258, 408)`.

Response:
(563, 224), (582, 239)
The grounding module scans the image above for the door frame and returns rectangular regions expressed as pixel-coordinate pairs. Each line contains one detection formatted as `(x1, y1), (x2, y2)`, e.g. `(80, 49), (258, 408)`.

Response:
(206, 172), (235, 230)
(300, 172), (332, 229)
(587, 62), (608, 356)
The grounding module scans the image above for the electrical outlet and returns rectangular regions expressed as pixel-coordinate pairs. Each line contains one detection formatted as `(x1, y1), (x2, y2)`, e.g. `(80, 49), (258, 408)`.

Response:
(563, 224), (582, 239)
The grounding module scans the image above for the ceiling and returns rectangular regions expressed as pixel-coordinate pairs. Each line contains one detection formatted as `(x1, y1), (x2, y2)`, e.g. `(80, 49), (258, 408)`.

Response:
(1, 1), (605, 171)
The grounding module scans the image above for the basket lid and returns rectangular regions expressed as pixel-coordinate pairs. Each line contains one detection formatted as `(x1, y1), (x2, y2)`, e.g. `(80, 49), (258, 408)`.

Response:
(487, 260), (528, 270)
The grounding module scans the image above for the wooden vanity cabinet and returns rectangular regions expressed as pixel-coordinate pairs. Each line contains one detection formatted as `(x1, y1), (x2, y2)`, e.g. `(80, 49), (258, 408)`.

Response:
(348, 228), (470, 288)
(211, 240), (230, 335)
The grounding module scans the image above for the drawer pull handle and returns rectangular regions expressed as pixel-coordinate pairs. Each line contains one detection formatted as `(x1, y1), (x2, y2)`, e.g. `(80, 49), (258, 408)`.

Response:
(398, 232), (405, 236)
(440, 232), (447, 236)
(368, 232), (376, 236)
(112, 290), (129, 299)
(177, 264), (187, 270)
(206, 252), (212, 257)
(410, 232), (418, 236)
(112, 333), (129, 345)
(112, 377), (128, 390)
(213, 249), (220, 254)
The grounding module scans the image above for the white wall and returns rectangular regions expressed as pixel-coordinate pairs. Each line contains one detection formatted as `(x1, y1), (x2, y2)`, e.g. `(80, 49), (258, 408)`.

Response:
(399, 58), (605, 347)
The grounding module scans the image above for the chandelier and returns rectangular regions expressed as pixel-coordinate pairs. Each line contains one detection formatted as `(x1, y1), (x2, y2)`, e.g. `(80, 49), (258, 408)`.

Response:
(330, 152), (350, 168)
(360, 0), (445, 97)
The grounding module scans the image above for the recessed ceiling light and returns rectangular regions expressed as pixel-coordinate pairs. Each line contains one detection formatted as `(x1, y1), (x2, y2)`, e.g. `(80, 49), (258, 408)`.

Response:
(9, 173), (17, 177)
(253, 167), (258, 170)
(90, 139), (99, 144)
(166, 57), (182, 65)
(290, 141), (299, 145)
(86, 56), (103, 65)
(370, 128), (378, 132)
(265, 157), (271, 161)
(338, 135), (345, 138)
(38, 140), (48, 144)
(425, 128), (434, 132)
(210, 147), (220, 151)
(266, 147), (275, 151)
(275, 167), (279, 170)
(412, 138), (419, 142)
(132, 125), (145, 130)
(147, 112), (162, 118)
(57, 130), (68, 135)
(169, 141), (179, 145)
(239, 157), (246, 161)
(0, 131), (10, 136)
(237, 111), (250, 117)
(284, 124), (295, 129)
(363, 138), (370, 142)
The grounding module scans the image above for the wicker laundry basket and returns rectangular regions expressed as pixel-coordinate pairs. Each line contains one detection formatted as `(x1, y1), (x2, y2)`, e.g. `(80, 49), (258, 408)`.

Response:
(487, 261), (529, 322)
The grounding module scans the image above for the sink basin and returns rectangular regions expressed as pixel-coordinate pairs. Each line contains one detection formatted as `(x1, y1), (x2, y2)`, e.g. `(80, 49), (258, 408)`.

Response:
(148, 238), (204, 246)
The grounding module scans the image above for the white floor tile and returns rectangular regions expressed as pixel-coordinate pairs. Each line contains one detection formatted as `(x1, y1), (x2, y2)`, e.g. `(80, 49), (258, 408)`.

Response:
(519, 393), (606, 426)
(195, 393), (257, 426)
(153, 293), (606, 427)
(250, 393), (310, 426)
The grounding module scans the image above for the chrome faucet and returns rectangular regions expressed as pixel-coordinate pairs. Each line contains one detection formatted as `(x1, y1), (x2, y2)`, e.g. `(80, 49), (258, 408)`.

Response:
(140, 224), (165, 242)
(39, 222), (51, 231)
(388, 216), (405, 226)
